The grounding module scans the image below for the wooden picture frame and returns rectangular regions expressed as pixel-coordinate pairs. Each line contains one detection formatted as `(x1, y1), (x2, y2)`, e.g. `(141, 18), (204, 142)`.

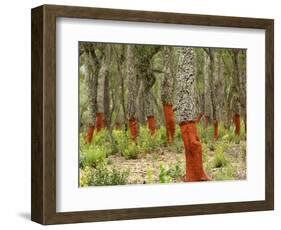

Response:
(31, 4), (274, 225)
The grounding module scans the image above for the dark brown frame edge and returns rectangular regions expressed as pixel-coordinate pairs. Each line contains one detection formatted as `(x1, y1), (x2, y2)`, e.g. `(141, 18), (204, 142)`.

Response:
(31, 4), (274, 225)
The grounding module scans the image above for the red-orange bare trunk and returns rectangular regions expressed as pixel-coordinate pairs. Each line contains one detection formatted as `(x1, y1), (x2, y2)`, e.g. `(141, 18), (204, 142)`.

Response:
(205, 116), (209, 127)
(96, 112), (104, 132)
(214, 121), (219, 140)
(180, 121), (210, 182)
(163, 103), (176, 143)
(233, 114), (241, 136)
(85, 126), (94, 144)
(147, 115), (156, 135)
(129, 118), (138, 141)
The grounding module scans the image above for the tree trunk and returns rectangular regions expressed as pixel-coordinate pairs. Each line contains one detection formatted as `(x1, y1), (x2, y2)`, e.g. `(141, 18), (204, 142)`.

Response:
(96, 52), (106, 132)
(103, 45), (111, 129)
(126, 45), (138, 140)
(81, 44), (99, 143)
(203, 50), (212, 128)
(231, 50), (241, 136)
(205, 49), (223, 140)
(238, 50), (247, 135)
(114, 46), (126, 129)
(176, 47), (209, 182)
(212, 49), (224, 140)
(162, 46), (176, 143)
(144, 79), (156, 135)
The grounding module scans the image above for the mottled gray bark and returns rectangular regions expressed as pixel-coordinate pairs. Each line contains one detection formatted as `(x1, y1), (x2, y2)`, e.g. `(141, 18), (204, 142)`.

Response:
(161, 46), (174, 105)
(81, 43), (100, 126)
(126, 45), (138, 119)
(143, 75), (156, 117)
(215, 52), (225, 121)
(211, 49), (225, 122)
(231, 50), (241, 115)
(103, 45), (111, 129)
(203, 51), (212, 120)
(238, 50), (247, 130)
(175, 47), (197, 123)
(114, 46), (126, 125)
(97, 59), (106, 114)
(135, 46), (159, 121)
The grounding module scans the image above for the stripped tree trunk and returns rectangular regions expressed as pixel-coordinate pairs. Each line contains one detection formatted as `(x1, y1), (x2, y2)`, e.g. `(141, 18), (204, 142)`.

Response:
(231, 50), (241, 136)
(211, 49), (223, 140)
(136, 46), (160, 135)
(103, 45), (111, 130)
(126, 45), (138, 140)
(81, 44), (100, 143)
(222, 51), (232, 130)
(144, 79), (156, 135)
(161, 46), (176, 142)
(194, 50), (205, 124)
(214, 52), (225, 139)
(96, 48), (106, 132)
(203, 51), (212, 128)
(114, 45), (126, 129)
(175, 47), (209, 182)
(238, 50), (247, 135)
(204, 49), (223, 140)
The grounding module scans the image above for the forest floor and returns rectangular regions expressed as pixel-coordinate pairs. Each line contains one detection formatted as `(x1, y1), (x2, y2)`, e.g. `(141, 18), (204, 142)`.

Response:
(106, 141), (246, 184)
(79, 125), (247, 186)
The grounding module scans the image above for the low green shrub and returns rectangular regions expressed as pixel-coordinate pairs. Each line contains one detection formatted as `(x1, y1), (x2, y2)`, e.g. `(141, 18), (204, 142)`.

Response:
(138, 126), (156, 153)
(145, 167), (154, 184)
(122, 141), (140, 159)
(80, 145), (107, 168)
(113, 129), (129, 153)
(154, 126), (167, 147)
(158, 164), (173, 183)
(167, 163), (185, 179)
(86, 164), (129, 186)
(91, 129), (110, 146)
(158, 163), (184, 183)
(208, 142), (215, 151)
(213, 166), (235, 181)
(213, 144), (228, 168)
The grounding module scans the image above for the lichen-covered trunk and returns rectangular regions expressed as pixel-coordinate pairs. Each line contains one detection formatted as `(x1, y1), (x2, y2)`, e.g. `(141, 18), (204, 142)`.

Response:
(144, 75), (156, 135)
(211, 49), (224, 140)
(136, 46), (159, 135)
(103, 45), (111, 130)
(238, 50), (247, 134)
(203, 51), (212, 128)
(96, 60), (105, 132)
(162, 46), (176, 142)
(96, 45), (111, 132)
(82, 45), (99, 143)
(115, 46), (127, 127)
(114, 71), (124, 130)
(176, 47), (209, 182)
(126, 45), (138, 140)
(231, 50), (241, 136)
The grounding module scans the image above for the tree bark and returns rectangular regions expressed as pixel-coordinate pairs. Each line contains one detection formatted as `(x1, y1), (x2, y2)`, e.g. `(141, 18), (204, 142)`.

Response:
(114, 46), (126, 129)
(135, 45), (159, 134)
(238, 50), (247, 134)
(81, 43), (100, 143)
(231, 50), (241, 136)
(203, 50), (212, 128)
(126, 45), (138, 140)
(162, 46), (176, 142)
(176, 47), (209, 182)
(103, 45), (111, 129)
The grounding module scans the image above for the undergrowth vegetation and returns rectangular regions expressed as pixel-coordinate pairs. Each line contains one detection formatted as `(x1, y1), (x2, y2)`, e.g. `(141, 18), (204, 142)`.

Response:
(80, 121), (246, 186)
